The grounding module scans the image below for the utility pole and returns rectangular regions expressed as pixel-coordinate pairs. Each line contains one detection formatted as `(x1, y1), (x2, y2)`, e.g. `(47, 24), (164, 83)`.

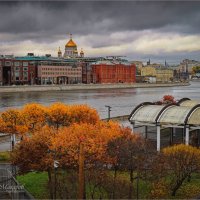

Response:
(78, 142), (85, 199)
(105, 105), (111, 121)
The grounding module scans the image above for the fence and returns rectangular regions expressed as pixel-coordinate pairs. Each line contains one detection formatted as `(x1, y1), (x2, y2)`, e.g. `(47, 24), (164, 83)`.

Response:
(0, 164), (34, 200)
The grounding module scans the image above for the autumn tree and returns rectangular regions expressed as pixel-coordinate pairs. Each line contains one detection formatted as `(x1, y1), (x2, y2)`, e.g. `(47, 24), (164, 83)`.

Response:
(162, 144), (200, 196)
(11, 126), (56, 198)
(1, 109), (27, 150)
(0, 116), (7, 133)
(51, 121), (122, 198)
(51, 121), (121, 167)
(21, 103), (47, 132)
(107, 128), (151, 199)
(69, 104), (100, 125)
(47, 102), (70, 129)
(12, 126), (56, 172)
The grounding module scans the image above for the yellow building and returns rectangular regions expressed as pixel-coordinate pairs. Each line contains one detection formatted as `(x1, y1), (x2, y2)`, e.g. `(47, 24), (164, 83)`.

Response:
(156, 68), (174, 82)
(141, 66), (173, 83)
(131, 61), (143, 69)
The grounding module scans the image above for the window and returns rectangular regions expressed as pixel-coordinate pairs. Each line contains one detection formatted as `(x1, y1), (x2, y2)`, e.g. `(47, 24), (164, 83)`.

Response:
(14, 62), (20, 67)
(23, 67), (28, 71)
(23, 62), (28, 67)
(15, 71), (20, 76)
(15, 67), (20, 71)
(23, 71), (28, 79)
(29, 62), (35, 66)
(5, 61), (11, 66)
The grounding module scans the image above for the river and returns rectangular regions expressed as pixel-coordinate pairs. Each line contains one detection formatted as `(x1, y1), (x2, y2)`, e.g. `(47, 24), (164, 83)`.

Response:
(0, 81), (199, 119)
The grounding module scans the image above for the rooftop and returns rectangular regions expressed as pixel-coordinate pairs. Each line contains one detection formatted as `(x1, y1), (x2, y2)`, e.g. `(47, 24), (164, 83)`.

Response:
(129, 98), (200, 127)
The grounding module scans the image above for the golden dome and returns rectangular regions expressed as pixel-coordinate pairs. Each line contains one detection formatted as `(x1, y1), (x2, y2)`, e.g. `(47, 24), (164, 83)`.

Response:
(65, 39), (77, 47)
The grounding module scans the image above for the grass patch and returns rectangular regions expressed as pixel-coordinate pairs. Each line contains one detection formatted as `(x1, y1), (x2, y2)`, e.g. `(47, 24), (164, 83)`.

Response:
(0, 151), (10, 162)
(170, 173), (200, 199)
(17, 170), (200, 199)
(17, 171), (49, 199)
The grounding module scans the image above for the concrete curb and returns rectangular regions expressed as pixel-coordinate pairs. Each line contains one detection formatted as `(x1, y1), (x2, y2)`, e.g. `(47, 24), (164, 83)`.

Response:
(0, 83), (190, 93)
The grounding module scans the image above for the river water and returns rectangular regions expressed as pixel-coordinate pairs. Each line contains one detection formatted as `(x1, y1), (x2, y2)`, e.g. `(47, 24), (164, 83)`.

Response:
(0, 82), (199, 119)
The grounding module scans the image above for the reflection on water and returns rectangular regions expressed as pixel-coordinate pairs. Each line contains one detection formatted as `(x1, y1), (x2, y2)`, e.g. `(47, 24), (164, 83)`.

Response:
(0, 82), (199, 119)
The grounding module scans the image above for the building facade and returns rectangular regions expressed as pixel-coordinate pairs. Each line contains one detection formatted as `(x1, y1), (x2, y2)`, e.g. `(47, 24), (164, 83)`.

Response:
(12, 59), (37, 85)
(91, 60), (136, 84)
(0, 55), (15, 85)
(141, 66), (174, 83)
(0, 57), (2, 85)
(37, 61), (82, 85)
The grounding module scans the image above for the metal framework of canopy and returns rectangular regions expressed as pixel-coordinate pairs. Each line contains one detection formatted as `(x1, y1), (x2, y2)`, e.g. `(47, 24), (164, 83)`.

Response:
(129, 98), (200, 151)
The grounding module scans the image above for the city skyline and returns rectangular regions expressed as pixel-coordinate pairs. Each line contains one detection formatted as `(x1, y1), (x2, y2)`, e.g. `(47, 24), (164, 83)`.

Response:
(0, 1), (200, 64)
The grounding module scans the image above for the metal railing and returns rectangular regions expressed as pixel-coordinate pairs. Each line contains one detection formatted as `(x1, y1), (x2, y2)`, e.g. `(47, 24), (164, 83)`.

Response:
(0, 164), (34, 200)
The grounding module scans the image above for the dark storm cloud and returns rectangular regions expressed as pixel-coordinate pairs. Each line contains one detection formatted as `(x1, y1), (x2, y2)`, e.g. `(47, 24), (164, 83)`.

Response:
(0, 1), (200, 43)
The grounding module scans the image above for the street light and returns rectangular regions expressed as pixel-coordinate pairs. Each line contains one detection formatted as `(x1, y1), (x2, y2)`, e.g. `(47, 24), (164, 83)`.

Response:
(105, 105), (111, 121)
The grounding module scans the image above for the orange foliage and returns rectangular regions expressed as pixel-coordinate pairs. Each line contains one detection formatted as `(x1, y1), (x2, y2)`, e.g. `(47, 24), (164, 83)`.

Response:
(162, 95), (175, 104)
(51, 121), (122, 167)
(47, 102), (70, 129)
(107, 127), (145, 168)
(162, 144), (200, 196)
(12, 126), (56, 172)
(21, 103), (47, 132)
(68, 104), (100, 125)
(149, 180), (169, 199)
(0, 116), (7, 133)
(1, 109), (27, 135)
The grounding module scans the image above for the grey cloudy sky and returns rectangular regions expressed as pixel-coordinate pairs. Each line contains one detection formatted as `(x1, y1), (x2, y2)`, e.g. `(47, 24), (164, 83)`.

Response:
(0, 1), (200, 64)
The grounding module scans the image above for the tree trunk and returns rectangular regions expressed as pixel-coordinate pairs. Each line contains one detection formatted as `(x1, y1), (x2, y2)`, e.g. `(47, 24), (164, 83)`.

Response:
(171, 175), (187, 196)
(112, 167), (117, 199)
(48, 168), (54, 199)
(128, 168), (134, 199)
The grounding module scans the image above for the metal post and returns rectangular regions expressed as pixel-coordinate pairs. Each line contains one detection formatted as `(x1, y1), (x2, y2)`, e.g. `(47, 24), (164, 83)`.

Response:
(157, 123), (161, 152)
(131, 122), (135, 132)
(170, 127), (173, 145)
(54, 166), (56, 199)
(185, 125), (190, 145)
(145, 126), (148, 139)
(105, 105), (111, 121)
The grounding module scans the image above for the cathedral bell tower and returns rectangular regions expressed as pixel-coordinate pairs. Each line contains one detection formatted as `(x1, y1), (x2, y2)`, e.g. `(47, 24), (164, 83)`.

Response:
(58, 47), (62, 58)
(63, 34), (78, 58)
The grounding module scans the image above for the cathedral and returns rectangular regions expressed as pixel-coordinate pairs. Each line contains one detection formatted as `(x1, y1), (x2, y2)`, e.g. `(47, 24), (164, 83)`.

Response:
(58, 34), (84, 58)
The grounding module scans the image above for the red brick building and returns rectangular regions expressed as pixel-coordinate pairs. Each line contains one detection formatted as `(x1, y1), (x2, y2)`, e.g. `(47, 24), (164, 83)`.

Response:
(91, 61), (136, 83)
(12, 60), (37, 85)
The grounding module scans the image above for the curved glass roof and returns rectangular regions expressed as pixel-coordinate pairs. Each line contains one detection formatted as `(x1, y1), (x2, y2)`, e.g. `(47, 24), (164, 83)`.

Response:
(188, 107), (200, 125)
(158, 106), (191, 124)
(130, 105), (165, 123)
(129, 99), (200, 126)
(179, 100), (199, 107)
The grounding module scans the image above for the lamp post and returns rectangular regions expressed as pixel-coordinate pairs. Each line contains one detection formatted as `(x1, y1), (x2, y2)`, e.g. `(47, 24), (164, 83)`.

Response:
(105, 105), (111, 121)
